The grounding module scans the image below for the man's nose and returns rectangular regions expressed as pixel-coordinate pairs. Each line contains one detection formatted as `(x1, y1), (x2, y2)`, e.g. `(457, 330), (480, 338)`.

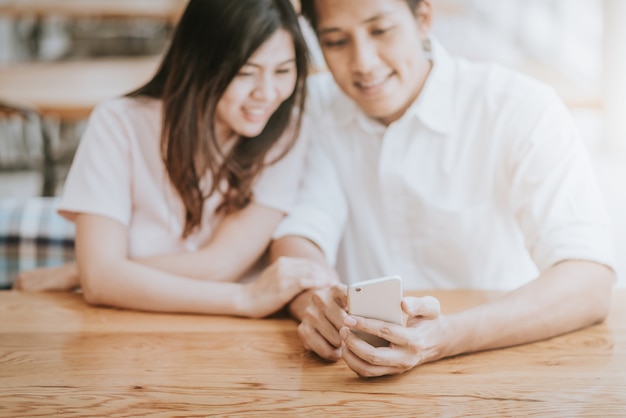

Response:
(350, 37), (381, 74)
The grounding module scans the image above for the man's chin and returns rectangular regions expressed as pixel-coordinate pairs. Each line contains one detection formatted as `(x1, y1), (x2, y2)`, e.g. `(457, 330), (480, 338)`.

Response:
(359, 105), (399, 123)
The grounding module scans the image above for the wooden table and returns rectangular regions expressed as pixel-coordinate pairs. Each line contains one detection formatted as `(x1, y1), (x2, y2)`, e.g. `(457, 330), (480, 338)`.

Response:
(1, 289), (624, 416)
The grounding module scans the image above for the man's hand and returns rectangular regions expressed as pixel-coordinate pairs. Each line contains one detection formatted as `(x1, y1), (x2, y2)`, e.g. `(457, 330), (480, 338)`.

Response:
(339, 296), (449, 377)
(268, 235), (347, 359)
(297, 284), (349, 361)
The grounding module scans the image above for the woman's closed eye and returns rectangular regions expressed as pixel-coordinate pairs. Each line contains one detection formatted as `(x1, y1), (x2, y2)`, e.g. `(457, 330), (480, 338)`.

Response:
(276, 66), (295, 75)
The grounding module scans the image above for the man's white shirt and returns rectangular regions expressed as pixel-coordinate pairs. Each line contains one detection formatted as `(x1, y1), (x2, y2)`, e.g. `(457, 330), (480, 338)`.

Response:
(274, 38), (616, 290)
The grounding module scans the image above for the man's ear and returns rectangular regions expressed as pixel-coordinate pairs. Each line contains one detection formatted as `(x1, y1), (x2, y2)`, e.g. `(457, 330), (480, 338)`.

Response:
(415, 0), (433, 37)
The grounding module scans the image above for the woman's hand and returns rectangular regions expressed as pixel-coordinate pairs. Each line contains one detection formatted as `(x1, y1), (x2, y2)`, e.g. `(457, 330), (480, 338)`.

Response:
(13, 263), (80, 292)
(339, 296), (450, 377)
(239, 257), (334, 318)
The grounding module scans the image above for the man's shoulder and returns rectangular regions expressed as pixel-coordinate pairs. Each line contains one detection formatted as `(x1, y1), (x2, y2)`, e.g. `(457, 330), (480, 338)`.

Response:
(306, 71), (357, 121)
(306, 71), (339, 100)
(457, 58), (560, 111)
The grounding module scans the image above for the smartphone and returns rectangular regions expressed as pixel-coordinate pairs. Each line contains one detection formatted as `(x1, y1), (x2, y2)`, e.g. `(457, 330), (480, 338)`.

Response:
(347, 275), (404, 347)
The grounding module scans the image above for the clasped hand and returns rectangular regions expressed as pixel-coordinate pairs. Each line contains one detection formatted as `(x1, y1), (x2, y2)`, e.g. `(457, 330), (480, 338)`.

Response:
(298, 285), (449, 377)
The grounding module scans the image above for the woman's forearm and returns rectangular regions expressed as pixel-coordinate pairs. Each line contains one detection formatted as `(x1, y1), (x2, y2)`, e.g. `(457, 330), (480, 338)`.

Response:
(80, 259), (247, 315)
(136, 250), (239, 282)
(136, 204), (285, 281)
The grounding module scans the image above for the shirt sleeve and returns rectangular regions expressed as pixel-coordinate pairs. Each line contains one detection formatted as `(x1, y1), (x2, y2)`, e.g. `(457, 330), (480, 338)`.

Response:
(57, 100), (133, 227)
(272, 80), (349, 265)
(507, 88), (616, 272)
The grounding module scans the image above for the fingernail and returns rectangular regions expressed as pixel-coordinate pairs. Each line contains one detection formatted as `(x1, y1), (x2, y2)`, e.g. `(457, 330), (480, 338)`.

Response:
(302, 279), (319, 288)
(340, 327), (348, 339)
(343, 316), (357, 327)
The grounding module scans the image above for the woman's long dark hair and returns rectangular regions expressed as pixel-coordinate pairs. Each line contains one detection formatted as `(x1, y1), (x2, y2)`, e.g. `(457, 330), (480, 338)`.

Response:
(128, 0), (308, 238)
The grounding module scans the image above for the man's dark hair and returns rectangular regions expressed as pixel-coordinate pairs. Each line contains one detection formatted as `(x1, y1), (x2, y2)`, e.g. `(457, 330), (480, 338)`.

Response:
(300, 0), (423, 31)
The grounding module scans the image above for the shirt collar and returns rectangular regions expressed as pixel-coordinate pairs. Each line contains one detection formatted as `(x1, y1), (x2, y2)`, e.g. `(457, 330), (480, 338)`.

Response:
(405, 37), (454, 135)
(330, 37), (455, 135)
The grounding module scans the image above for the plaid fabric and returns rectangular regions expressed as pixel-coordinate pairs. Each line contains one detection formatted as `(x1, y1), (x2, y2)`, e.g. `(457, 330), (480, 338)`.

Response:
(0, 197), (75, 289)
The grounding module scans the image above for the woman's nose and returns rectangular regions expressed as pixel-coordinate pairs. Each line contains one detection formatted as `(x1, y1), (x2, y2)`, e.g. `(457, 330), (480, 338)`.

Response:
(251, 75), (278, 102)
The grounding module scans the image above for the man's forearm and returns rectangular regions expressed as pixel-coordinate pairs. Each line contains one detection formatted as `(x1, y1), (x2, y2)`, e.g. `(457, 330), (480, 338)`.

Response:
(269, 235), (328, 264)
(270, 236), (339, 320)
(443, 260), (615, 358)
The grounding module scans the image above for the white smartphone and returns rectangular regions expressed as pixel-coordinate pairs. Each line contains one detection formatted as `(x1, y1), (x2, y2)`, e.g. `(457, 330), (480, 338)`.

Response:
(347, 275), (404, 347)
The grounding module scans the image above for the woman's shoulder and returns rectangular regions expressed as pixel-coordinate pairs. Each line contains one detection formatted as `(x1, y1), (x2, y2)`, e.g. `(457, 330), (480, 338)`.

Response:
(90, 96), (162, 124)
(81, 96), (163, 156)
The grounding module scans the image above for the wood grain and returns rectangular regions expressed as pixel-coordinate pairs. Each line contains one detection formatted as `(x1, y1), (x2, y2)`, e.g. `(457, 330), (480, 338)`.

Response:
(0, 290), (624, 417)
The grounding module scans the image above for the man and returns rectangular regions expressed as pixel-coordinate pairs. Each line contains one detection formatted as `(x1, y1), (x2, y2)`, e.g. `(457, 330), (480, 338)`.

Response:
(269, 0), (616, 377)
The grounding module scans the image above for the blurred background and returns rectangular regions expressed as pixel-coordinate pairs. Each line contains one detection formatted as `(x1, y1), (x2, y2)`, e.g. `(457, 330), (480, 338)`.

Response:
(0, 0), (624, 285)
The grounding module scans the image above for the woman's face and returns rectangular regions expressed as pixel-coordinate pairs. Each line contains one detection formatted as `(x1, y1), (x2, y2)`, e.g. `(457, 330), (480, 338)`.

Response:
(215, 29), (298, 141)
(314, 0), (432, 125)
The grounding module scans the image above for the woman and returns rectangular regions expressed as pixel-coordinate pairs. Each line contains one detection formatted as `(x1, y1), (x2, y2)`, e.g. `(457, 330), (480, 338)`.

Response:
(15, 0), (332, 317)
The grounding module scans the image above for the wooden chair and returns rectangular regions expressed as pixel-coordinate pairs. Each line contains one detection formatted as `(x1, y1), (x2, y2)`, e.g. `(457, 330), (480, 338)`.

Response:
(0, 57), (160, 195)
(0, 100), (57, 195)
